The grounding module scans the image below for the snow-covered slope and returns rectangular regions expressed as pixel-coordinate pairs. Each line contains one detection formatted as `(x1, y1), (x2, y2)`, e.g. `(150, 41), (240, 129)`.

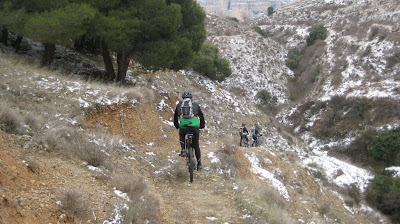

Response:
(203, 0), (400, 218)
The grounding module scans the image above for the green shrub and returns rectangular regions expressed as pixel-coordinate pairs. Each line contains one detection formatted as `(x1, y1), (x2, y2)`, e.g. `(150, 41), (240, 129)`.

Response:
(252, 26), (269, 38)
(306, 25), (328, 46)
(367, 129), (400, 165)
(256, 90), (278, 112)
(366, 175), (400, 223)
(267, 6), (274, 16)
(191, 43), (232, 81)
(229, 17), (239, 22)
(285, 59), (299, 70)
(285, 48), (302, 70)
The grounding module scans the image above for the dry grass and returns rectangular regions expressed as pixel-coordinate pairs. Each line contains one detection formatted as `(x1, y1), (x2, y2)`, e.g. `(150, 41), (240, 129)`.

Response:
(0, 101), (27, 134)
(235, 180), (293, 224)
(23, 156), (41, 174)
(110, 172), (160, 223)
(212, 144), (242, 178)
(58, 189), (91, 222)
(318, 202), (330, 216)
(111, 173), (147, 200)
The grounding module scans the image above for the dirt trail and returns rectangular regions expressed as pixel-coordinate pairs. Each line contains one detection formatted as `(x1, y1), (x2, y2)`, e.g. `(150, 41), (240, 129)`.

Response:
(85, 99), (246, 223)
(151, 146), (244, 224)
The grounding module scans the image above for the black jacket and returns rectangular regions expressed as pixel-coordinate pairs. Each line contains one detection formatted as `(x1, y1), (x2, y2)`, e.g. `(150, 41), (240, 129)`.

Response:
(174, 100), (205, 129)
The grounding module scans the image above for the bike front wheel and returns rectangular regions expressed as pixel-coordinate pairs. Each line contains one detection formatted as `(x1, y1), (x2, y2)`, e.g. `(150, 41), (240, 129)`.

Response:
(188, 146), (195, 183)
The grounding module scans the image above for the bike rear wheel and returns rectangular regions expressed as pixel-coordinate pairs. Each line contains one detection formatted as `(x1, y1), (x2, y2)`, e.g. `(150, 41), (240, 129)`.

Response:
(188, 146), (195, 182)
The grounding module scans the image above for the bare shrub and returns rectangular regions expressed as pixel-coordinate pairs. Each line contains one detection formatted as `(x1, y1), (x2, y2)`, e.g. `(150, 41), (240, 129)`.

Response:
(124, 89), (142, 101)
(138, 87), (155, 103)
(0, 102), (26, 134)
(111, 173), (160, 223)
(111, 173), (147, 201)
(216, 144), (241, 177)
(23, 156), (41, 174)
(58, 189), (91, 222)
(167, 162), (186, 183)
(386, 51), (400, 69)
(373, 98), (400, 122)
(346, 184), (362, 205)
(76, 142), (107, 167)
(235, 181), (293, 224)
(24, 112), (41, 132)
(121, 192), (160, 224)
(41, 128), (108, 166)
(318, 202), (330, 216)
(369, 26), (380, 41)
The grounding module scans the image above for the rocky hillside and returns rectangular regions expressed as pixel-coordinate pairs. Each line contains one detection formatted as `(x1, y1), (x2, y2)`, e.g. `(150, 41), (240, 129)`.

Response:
(1, 0), (399, 223)
(197, 0), (296, 19)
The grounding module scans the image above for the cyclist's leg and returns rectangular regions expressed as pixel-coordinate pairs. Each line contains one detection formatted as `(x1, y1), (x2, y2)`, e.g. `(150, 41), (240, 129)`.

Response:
(190, 128), (202, 169)
(240, 136), (243, 146)
(178, 129), (187, 156)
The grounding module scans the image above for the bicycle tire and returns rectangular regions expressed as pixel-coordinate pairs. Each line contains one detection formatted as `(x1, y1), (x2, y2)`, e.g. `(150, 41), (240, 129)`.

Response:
(188, 146), (195, 182)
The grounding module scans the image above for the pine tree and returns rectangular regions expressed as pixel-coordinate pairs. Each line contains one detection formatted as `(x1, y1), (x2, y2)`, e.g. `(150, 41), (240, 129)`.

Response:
(24, 3), (96, 66)
(89, 0), (206, 83)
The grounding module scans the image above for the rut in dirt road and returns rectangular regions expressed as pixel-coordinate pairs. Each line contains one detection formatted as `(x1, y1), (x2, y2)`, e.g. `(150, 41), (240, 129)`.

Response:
(154, 161), (244, 224)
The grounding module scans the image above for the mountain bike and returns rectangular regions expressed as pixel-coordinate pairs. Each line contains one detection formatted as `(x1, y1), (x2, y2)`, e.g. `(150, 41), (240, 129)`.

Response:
(252, 134), (262, 147)
(184, 132), (196, 183)
(241, 133), (249, 147)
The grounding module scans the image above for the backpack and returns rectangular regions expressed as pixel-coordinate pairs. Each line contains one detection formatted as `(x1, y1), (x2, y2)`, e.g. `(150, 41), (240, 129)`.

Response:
(180, 98), (194, 118)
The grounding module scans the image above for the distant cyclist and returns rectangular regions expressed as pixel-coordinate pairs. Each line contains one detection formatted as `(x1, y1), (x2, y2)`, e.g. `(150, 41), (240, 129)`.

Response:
(174, 92), (205, 170)
(239, 123), (249, 146)
(251, 125), (262, 147)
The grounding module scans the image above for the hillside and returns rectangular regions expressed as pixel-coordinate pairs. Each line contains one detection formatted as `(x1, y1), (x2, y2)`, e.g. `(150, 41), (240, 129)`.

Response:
(1, 0), (400, 223)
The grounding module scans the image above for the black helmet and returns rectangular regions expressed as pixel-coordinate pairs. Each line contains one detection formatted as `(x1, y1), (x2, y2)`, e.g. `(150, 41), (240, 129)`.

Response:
(242, 123), (246, 126)
(182, 92), (192, 99)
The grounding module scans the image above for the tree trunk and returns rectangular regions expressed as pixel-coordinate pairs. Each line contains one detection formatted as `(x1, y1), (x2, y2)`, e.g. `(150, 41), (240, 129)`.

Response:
(101, 40), (115, 81)
(116, 51), (130, 83)
(1, 27), (8, 46)
(12, 36), (23, 53)
(41, 43), (55, 67)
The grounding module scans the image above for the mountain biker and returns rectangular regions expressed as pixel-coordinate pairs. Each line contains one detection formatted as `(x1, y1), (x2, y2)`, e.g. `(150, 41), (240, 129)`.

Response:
(174, 92), (205, 170)
(251, 125), (262, 147)
(239, 123), (249, 146)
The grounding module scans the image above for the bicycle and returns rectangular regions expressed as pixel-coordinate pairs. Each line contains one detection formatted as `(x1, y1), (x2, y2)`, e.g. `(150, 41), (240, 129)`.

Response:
(241, 133), (250, 147)
(183, 132), (196, 183)
(252, 134), (262, 147)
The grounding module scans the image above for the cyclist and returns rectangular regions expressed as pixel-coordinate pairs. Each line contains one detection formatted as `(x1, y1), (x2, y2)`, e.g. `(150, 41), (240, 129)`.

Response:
(251, 125), (262, 147)
(239, 123), (249, 146)
(174, 92), (205, 170)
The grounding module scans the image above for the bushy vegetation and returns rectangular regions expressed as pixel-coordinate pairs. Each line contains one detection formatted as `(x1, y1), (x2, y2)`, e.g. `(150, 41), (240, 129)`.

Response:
(285, 48), (303, 70)
(306, 25), (328, 46)
(111, 173), (160, 223)
(59, 189), (91, 222)
(285, 25), (328, 101)
(289, 96), (400, 142)
(0, 102), (27, 134)
(367, 129), (400, 165)
(268, 6), (275, 16)
(229, 17), (239, 22)
(366, 175), (400, 223)
(191, 43), (232, 81)
(235, 181), (293, 224)
(256, 90), (278, 113)
(252, 26), (269, 38)
(213, 144), (241, 178)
